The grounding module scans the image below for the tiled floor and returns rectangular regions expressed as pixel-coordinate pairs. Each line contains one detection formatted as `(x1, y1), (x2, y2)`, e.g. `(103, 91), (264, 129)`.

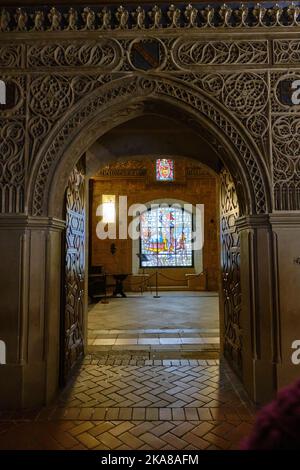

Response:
(0, 354), (255, 450)
(88, 292), (219, 330)
(89, 329), (220, 350)
(0, 293), (253, 450)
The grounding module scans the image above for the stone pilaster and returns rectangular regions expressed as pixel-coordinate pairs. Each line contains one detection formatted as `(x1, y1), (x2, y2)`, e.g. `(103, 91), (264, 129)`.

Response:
(0, 216), (65, 409)
(236, 215), (277, 405)
(270, 213), (300, 390)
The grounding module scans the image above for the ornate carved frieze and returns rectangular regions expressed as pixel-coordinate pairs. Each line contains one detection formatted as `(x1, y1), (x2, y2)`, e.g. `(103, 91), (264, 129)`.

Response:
(1, 38), (270, 73)
(96, 160), (147, 178)
(172, 39), (269, 68)
(1, 3), (300, 32)
(27, 40), (123, 69)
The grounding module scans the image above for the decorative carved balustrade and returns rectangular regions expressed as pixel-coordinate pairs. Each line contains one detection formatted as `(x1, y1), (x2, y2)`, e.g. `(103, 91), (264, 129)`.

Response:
(1, 3), (300, 32)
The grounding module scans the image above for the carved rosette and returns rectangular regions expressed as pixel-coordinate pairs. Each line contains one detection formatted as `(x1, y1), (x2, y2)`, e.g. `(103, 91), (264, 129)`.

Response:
(0, 45), (24, 68)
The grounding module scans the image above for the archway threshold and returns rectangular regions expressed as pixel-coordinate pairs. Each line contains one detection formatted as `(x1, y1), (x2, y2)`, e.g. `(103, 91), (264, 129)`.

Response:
(88, 291), (220, 359)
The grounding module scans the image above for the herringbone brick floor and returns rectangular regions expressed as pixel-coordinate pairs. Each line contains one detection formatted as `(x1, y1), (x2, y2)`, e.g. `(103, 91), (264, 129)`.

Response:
(0, 355), (255, 450)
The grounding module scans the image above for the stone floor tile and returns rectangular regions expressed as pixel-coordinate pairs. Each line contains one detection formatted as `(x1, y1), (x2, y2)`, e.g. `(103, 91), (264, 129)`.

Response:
(92, 408), (106, 420)
(118, 431), (144, 449)
(89, 422), (114, 437)
(202, 432), (231, 450)
(171, 422), (195, 437)
(145, 408), (159, 421)
(139, 432), (166, 449)
(110, 422), (135, 436)
(162, 432), (189, 450)
(182, 432), (210, 450)
(171, 408), (185, 421)
(192, 422), (215, 437)
(130, 422), (155, 436)
(184, 408), (199, 420)
(69, 422), (94, 436)
(97, 432), (123, 449)
(76, 432), (100, 449)
(159, 409), (172, 420)
(151, 422), (175, 437)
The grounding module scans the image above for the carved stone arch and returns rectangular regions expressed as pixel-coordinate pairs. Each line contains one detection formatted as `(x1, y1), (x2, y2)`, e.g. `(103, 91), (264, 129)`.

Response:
(27, 74), (271, 218)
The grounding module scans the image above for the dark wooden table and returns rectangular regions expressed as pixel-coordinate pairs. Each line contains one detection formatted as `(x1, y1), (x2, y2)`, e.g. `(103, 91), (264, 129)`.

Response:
(111, 274), (129, 298)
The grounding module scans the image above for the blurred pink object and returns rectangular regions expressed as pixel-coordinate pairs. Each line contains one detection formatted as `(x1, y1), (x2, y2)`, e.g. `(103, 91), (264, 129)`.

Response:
(241, 379), (300, 449)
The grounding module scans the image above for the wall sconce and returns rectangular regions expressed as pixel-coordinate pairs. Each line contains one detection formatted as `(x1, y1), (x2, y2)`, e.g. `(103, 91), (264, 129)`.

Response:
(102, 194), (116, 223)
(110, 243), (117, 255)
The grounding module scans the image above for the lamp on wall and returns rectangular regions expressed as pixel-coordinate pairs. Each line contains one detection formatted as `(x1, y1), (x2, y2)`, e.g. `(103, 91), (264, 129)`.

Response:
(102, 194), (116, 223)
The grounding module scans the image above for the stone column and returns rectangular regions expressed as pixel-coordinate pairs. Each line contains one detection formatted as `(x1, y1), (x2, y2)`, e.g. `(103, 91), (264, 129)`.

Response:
(236, 215), (277, 405)
(270, 213), (300, 390)
(0, 216), (65, 409)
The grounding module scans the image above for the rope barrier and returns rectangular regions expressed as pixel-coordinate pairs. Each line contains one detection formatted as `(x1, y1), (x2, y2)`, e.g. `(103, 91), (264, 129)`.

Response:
(100, 270), (206, 297)
(157, 270), (206, 283)
(127, 273), (156, 286)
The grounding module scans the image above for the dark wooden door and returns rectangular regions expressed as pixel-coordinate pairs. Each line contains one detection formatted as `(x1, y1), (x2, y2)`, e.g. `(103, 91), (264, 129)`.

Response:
(220, 168), (242, 376)
(61, 162), (85, 385)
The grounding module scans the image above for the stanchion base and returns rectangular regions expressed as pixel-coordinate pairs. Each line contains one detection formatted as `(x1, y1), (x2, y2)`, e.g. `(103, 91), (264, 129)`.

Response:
(153, 295), (160, 298)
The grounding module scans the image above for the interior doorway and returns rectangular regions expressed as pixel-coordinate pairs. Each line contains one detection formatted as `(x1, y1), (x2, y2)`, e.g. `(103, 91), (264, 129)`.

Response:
(60, 115), (242, 386)
(85, 154), (221, 362)
(49, 76), (271, 404)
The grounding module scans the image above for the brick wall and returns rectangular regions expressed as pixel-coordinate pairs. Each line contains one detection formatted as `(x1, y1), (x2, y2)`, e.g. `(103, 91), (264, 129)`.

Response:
(90, 159), (219, 291)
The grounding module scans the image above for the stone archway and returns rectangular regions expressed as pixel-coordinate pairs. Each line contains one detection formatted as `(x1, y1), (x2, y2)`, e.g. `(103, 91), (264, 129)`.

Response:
(23, 73), (276, 406)
(1, 1), (300, 413)
(27, 74), (271, 219)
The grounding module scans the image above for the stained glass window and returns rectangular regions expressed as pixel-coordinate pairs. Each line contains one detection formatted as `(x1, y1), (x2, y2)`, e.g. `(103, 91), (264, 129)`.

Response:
(156, 159), (174, 181)
(140, 205), (193, 267)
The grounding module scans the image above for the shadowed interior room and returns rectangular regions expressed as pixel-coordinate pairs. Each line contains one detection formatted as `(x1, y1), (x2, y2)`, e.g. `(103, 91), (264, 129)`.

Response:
(1, 0), (300, 452)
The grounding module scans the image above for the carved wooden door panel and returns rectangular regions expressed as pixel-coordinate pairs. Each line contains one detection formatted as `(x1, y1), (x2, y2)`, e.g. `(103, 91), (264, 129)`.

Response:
(61, 163), (85, 385)
(220, 168), (242, 376)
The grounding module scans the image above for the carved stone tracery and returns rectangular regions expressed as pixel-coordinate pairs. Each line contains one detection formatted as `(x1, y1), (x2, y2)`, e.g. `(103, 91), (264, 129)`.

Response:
(0, 120), (25, 213)
(182, 72), (269, 158)
(29, 74), (269, 217)
(27, 40), (123, 69)
(172, 39), (269, 67)
(1, 3), (300, 215)
(1, 2), (300, 401)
